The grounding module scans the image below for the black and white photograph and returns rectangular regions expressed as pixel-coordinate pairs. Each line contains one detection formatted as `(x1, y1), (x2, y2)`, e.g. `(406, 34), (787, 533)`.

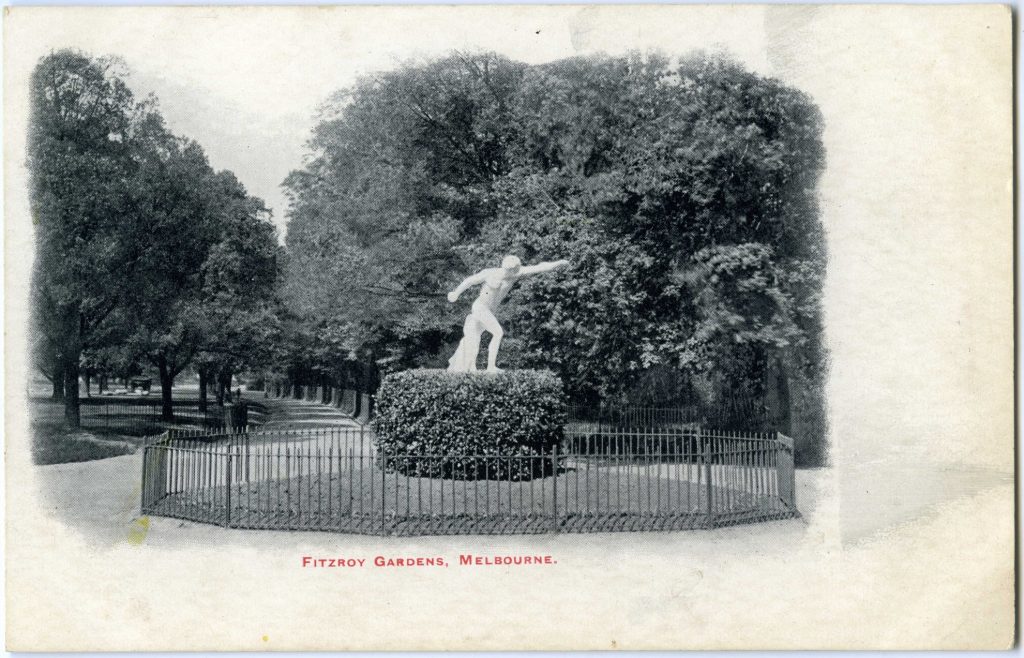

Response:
(4, 4), (1013, 651)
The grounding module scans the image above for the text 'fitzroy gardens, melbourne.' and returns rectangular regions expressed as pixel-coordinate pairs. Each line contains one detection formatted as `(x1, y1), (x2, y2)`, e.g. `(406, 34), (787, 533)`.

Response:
(300, 554), (558, 569)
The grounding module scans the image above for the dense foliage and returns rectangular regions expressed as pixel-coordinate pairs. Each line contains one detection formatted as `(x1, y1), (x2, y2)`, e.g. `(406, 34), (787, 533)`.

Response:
(284, 52), (827, 463)
(28, 48), (828, 465)
(28, 50), (283, 423)
(371, 369), (566, 479)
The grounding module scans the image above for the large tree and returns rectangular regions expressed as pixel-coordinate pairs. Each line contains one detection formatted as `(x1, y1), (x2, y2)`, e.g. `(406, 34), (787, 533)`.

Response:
(190, 172), (283, 410)
(126, 147), (281, 420)
(283, 51), (828, 462)
(28, 50), (165, 425)
(282, 53), (524, 378)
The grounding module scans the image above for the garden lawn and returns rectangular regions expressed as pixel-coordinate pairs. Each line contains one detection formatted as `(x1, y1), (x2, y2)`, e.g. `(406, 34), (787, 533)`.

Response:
(31, 423), (139, 465)
(149, 460), (792, 536)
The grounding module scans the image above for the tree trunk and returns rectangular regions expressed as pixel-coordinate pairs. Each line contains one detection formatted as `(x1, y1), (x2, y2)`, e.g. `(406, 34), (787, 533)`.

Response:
(198, 369), (209, 413)
(216, 368), (233, 405)
(339, 361), (351, 390)
(357, 353), (380, 393)
(765, 353), (792, 434)
(63, 356), (80, 427)
(352, 361), (364, 392)
(157, 357), (174, 422)
(84, 370), (91, 398)
(98, 374), (106, 395)
(51, 365), (64, 401)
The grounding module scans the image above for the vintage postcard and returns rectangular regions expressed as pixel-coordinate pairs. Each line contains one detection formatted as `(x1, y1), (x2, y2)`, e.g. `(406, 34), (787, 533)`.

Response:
(4, 4), (1013, 651)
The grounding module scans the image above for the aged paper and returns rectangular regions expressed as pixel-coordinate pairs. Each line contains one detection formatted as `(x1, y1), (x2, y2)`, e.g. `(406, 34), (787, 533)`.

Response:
(4, 5), (1013, 650)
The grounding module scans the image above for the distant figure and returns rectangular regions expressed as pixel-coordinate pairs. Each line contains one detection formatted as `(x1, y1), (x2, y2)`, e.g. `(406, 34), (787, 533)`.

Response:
(446, 255), (570, 372)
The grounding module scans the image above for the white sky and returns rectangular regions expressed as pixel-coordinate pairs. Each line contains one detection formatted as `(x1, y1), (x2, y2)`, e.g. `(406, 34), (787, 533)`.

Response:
(37, 6), (772, 240)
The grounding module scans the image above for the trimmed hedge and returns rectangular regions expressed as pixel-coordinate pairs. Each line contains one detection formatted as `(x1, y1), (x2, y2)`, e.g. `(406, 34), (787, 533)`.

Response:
(371, 369), (566, 480)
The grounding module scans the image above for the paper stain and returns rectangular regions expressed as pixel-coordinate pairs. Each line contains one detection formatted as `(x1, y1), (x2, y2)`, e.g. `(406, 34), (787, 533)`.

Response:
(568, 6), (599, 52)
(262, 635), (269, 643)
(126, 517), (150, 545)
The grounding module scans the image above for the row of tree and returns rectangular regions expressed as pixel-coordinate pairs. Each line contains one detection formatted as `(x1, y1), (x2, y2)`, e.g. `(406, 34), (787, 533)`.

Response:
(29, 50), (282, 424)
(280, 52), (828, 463)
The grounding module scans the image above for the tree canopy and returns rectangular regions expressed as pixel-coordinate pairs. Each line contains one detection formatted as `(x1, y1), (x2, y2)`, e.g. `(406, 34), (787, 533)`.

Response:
(281, 51), (827, 462)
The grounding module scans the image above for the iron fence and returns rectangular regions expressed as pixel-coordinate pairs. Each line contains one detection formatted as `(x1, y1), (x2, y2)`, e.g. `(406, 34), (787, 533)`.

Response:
(567, 400), (783, 433)
(32, 397), (267, 435)
(141, 423), (798, 535)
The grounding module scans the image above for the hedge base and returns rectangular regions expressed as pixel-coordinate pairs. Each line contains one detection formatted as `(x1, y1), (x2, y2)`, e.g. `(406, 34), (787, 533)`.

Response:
(371, 369), (566, 480)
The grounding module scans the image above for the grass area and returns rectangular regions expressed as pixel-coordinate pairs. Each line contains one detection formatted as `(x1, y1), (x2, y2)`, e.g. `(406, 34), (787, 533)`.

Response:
(30, 399), (149, 464)
(148, 461), (792, 535)
(29, 396), (259, 465)
(31, 422), (141, 465)
(238, 466), (769, 516)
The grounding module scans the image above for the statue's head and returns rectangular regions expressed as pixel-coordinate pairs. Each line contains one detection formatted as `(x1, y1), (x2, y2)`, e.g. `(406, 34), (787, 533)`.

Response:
(501, 255), (522, 273)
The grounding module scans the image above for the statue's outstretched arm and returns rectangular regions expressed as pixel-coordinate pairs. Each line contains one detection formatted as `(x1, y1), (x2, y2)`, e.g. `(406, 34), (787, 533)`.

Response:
(519, 259), (570, 276)
(447, 270), (488, 302)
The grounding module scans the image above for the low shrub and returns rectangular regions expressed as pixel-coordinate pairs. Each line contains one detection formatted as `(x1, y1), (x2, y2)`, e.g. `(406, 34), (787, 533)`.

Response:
(371, 369), (566, 480)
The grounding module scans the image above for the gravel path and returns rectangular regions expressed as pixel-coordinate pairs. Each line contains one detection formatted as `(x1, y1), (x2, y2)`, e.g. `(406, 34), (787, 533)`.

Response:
(258, 396), (362, 429)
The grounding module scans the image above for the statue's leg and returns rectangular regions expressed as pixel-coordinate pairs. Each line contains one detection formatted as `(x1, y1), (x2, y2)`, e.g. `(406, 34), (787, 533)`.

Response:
(447, 337), (466, 371)
(462, 315), (484, 371)
(474, 306), (504, 372)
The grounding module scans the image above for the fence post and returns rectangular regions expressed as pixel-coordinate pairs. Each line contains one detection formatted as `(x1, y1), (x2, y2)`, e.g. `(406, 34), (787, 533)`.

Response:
(551, 443), (559, 533)
(789, 439), (796, 511)
(224, 448), (233, 527)
(776, 432), (796, 512)
(702, 427), (714, 529)
(140, 445), (149, 513)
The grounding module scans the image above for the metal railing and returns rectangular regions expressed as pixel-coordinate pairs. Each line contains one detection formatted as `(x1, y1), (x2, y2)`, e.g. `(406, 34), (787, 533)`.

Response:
(31, 397), (269, 436)
(31, 397), (228, 435)
(141, 424), (798, 535)
(567, 401), (782, 433)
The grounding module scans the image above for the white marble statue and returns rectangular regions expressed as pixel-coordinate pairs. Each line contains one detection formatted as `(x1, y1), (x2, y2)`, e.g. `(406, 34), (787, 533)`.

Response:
(446, 255), (570, 372)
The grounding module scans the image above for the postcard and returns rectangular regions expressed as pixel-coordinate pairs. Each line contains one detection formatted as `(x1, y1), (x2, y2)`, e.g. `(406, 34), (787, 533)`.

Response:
(4, 4), (1013, 650)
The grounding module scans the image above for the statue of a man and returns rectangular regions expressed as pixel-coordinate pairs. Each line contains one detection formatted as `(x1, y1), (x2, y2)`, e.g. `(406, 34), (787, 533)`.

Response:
(446, 255), (570, 372)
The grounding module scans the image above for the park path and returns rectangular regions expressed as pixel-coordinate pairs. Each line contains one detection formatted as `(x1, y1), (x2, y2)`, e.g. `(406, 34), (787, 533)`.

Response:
(255, 395), (362, 430)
